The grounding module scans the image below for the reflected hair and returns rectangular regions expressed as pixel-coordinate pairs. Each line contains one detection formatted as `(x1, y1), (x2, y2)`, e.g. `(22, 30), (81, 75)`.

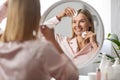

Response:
(72, 9), (94, 38)
(0, 0), (40, 42)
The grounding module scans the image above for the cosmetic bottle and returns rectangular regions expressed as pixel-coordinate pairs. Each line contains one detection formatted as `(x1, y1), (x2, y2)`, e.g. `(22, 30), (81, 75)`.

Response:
(112, 58), (120, 80)
(96, 68), (101, 80)
(99, 54), (107, 71)
(104, 60), (114, 80)
(73, 10), (77, 17)
(99, 54), (107, 80)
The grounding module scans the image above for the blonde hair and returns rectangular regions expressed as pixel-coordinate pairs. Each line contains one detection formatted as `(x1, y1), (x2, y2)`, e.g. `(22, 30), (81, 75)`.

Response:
(72, 9), (94, 38)
(0, 0), (40, 42)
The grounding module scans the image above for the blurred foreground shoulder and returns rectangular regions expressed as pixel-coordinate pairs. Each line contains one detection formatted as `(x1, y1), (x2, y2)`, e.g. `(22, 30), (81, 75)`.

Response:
(41, 39), (79, 80)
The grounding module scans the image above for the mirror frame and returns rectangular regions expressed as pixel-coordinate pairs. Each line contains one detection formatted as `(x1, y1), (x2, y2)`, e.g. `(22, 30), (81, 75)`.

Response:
(41, 0), (104, 69)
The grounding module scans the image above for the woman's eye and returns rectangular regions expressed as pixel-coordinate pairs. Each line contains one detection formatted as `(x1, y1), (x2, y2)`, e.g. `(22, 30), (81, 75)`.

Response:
(80, 19), (89, 23)
(80, 20), (86, 23)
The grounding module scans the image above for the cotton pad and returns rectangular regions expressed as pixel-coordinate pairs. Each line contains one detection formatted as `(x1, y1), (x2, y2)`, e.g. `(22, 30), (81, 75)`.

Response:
(82, 32), (87, 38)
(73, 10), (77, 17)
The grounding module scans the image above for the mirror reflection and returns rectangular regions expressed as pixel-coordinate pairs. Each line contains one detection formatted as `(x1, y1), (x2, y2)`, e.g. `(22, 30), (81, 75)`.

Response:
(55, 7), (98, 57)
(41, 0), (104, 68)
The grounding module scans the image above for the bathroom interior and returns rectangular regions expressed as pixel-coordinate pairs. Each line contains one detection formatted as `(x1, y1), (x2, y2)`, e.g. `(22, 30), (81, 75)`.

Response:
(0, 0), (120, 80)
(41, 0), (120, 80)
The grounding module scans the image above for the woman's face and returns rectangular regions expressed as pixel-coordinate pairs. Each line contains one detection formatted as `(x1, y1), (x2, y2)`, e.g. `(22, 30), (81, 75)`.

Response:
(72, 13), (91, 36)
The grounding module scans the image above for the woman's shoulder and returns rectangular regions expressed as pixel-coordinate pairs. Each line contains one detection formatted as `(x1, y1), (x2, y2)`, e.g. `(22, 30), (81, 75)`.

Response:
(36, 37), (58, 51)
(0, 38), (49, 51)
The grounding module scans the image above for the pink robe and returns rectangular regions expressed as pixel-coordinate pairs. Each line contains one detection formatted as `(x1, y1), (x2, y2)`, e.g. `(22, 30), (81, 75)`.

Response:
(0, 38), (79, 80)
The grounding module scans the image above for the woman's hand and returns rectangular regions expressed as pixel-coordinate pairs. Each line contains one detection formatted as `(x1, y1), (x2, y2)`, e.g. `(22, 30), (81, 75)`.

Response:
(40, 25), (63, 53)
(40, 25), (55, 42)
(84, 31), (96, 43)
(74, 31), (98, 58)
(84, 31), (98, 49)
(56, 7), (75, 21)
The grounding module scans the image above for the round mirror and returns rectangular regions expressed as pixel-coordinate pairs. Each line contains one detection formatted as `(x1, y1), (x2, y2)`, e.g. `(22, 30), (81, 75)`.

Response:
(41, 0), (104, 69)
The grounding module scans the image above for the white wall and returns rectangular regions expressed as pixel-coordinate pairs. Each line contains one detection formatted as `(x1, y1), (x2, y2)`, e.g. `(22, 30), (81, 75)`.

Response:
(0, 1), (6, 5)
(111, 0), (120, 35)
(41, 0), (61, 15)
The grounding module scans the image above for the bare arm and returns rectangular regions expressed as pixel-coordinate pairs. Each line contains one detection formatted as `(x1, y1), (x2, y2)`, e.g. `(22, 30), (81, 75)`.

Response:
(41, 7), (76, 53)
(43, 7), (75, 29)
(56, 7), (75, 21)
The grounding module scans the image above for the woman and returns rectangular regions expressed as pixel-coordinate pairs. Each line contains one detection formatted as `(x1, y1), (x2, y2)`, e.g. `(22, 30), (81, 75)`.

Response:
(44, 7), (98, 59)
(0, 0), (79, 80)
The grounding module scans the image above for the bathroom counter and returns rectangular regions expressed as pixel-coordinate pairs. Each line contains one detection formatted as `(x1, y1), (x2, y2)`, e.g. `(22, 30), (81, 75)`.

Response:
(79, 75), (89, 80)
(51, 75), (89, 80)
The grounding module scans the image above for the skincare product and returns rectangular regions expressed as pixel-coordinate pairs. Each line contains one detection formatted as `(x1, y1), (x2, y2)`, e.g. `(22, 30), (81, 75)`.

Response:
(104, 60), (114, 80)
(82, 32), (87, 38)
(112, 58), (120, 80)
(99, 54), (107, 70)
(96, 68), (101, 80)
(99, 54), (107, 80)
(73, 10), (77, 17)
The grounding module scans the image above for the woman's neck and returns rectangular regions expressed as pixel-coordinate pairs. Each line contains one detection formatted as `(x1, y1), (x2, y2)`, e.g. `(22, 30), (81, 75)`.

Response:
(76, 35), (83, 42)
(76, 35), (85, 50)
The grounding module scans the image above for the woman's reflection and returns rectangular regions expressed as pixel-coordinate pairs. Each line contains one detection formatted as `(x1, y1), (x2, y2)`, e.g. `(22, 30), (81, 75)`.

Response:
(44, 7), (98, 58)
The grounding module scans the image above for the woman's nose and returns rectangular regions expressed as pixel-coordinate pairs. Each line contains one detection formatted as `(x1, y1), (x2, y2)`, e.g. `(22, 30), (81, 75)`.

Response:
(75, 22), (79, 27)
(75, 22), (81, 28)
